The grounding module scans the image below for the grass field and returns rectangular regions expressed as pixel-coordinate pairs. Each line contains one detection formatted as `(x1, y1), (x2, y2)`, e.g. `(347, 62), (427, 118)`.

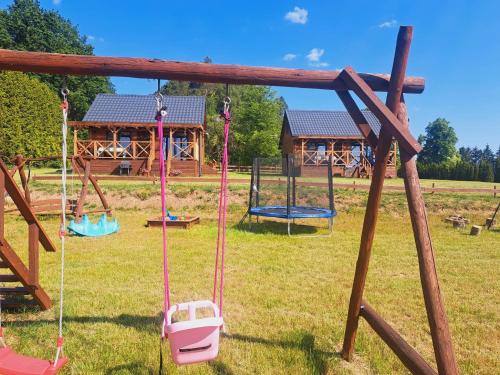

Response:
(1, 177), (499, 374)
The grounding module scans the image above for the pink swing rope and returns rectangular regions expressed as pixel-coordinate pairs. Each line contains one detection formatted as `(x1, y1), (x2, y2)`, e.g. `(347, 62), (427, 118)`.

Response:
(158, 92), (231, 337)
(156, 94), (171, 338)
(213, 98), (231, 316)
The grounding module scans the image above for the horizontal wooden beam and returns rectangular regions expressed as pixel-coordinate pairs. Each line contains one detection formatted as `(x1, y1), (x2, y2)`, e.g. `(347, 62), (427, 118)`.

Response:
(0, 49), (424, 93)
(68, 121), (203, 129)
(359, 301), (437, 375)
(339, 67), (422, 156)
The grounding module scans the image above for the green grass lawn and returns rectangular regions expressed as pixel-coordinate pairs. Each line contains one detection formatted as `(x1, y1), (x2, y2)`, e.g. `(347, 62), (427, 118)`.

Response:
(1, 179), (499, 374)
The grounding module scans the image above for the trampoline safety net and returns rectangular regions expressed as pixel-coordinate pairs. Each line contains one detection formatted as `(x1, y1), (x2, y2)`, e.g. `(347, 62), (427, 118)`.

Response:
(247, 155), (336, 220)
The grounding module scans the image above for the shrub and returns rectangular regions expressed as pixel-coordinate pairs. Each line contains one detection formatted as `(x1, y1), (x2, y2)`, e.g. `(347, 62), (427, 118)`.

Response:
(0, 71), (61, 160)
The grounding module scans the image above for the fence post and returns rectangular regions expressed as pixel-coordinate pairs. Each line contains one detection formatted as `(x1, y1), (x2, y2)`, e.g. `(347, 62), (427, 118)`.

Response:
(353, 180), (356, 192)
(431, 182), (435, 194)
(494, 185), (497, 198)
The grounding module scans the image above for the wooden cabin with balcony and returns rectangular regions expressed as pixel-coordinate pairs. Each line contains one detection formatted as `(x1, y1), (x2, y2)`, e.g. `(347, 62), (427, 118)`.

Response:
(69, 94), (217, 176)
(280, 109), (397, 178)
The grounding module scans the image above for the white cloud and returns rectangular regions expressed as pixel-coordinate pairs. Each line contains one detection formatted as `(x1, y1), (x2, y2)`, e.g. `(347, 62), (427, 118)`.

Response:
(285, 7), (308, 24)
(283, 53), (297, 61)
(52, 0), (62, 5)
(310, 62), (329, 68)
(306, 48), (324, 62)
(87, 35), (104, 43)
(306, 48), (329, 68)
(378, 19), (397, 28)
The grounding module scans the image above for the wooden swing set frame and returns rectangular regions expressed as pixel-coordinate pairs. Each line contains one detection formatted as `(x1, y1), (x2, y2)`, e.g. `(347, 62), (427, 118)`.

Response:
(9, 154), (112, 223)
(0, 26), (458, 374)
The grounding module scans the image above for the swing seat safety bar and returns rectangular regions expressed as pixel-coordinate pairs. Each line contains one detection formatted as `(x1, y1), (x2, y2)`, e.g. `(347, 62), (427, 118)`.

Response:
(166, 300), (223, 365)
(0, 347), (68, 375)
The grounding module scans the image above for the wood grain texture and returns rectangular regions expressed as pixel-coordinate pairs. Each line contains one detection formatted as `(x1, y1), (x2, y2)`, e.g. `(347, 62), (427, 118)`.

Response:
(0, 48), (424, 93)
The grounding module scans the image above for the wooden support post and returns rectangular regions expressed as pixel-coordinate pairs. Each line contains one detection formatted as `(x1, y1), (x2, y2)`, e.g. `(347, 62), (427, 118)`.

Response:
(0, 167), (4, 238)
(75, 157), (91, 223)
(28, 223), (39, 285)
(399, 102), (458, 374)
(167, 126), (173, 177)
(342, 26), (414, 361)
(0, 160), (56, 252)
(15, 155), (31, 204)
(112, 128), (117, 159)
(360, 302), (437, 375)
(73, 128), (78, 156)
(74, 156), (111, 218)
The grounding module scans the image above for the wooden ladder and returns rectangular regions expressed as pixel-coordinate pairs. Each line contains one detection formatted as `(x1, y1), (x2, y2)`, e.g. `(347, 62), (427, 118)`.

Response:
(0, 160), (55, 310)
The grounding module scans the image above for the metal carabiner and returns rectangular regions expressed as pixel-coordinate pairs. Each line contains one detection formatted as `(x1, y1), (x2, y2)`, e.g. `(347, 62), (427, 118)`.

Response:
(61, 88), (69, 100)
(154, 91), (164, 112)
(223, 96), (231, 113)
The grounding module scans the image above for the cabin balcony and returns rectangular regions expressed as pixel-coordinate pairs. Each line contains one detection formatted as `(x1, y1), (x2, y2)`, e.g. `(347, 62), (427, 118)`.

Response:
(75, 140), (152, 159)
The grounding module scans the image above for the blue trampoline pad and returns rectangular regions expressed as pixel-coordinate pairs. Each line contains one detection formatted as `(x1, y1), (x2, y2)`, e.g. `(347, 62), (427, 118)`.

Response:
(249, 205), (336, 219)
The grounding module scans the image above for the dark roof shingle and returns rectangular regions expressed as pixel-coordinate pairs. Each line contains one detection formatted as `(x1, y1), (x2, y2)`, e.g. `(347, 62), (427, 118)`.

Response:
(285, 109), (381, 137)
(83, 94), (205, 124)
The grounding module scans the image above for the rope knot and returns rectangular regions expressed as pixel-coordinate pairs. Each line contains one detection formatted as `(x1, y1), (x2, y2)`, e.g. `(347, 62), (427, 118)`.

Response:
(57, 336), (64, 347)
(58, 225), (66, 239)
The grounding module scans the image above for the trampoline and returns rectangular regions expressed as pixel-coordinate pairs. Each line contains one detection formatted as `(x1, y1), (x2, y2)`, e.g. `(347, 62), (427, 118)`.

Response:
(241, 155), (337, 236)
(249, 205), (335, 219)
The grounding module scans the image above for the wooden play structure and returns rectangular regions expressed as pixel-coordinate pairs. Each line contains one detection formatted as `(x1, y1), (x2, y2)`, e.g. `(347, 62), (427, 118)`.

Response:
(0, 159), (55, 310)
(0, 25), (459, 373)
(9, 154), (112, 223)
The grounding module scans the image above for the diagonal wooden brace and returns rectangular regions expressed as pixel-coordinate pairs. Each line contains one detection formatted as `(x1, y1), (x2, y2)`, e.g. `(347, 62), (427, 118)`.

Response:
(339, 67), (422, 156)
(336, 90), (379, 149)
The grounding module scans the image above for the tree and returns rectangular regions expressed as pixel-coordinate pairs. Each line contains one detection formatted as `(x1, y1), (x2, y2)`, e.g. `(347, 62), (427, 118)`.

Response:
(418, 118), (458, 164)
(477, 159), (494, 182)
(459, 146), (472, 162)
(0, 71), (61, 160)
(482, 144), (495, 164)
(495, 155), (500, 183)
(470, 147), (483, 164)
(0, 0), (114, 119)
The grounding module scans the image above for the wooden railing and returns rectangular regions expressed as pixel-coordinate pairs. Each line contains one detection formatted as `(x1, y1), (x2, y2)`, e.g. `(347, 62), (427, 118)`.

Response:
(303, 150), (353, 166)
(170, 141), (196, 160)
(75, 140), (151, 159)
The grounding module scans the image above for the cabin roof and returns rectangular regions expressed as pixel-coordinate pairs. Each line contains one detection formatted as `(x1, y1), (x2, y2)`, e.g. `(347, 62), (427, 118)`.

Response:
(284, 109), (381, 138)
(83, 94), (205, 124)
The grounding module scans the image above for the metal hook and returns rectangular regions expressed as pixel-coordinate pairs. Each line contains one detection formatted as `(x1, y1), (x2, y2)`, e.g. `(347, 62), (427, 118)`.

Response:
(223, 96), (231, 113)
(155, 91), (164, 112)
(61, 88), (69, 100)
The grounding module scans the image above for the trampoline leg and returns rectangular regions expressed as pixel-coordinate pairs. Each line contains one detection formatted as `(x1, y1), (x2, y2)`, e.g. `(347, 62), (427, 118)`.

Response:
(328, 217), (333, 234)
(288, 220), (291, 236)
(249, 214), (252, 229)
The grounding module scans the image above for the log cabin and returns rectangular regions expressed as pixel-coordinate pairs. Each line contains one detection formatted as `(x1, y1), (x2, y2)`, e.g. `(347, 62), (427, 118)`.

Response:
(69, 94), (217, 176)
(279, 109), (397, 178)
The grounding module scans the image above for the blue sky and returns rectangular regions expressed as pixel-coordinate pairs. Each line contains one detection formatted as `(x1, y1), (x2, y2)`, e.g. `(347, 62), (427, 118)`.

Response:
(7, 0), (500, 148)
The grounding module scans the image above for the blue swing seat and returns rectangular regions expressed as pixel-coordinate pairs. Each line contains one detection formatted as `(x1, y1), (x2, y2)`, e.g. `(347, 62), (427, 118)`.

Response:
(68, 214), (119, 237)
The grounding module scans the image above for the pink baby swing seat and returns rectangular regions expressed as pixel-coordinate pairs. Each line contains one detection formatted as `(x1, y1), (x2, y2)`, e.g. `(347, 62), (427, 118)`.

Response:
(166, 300), (223, 365)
